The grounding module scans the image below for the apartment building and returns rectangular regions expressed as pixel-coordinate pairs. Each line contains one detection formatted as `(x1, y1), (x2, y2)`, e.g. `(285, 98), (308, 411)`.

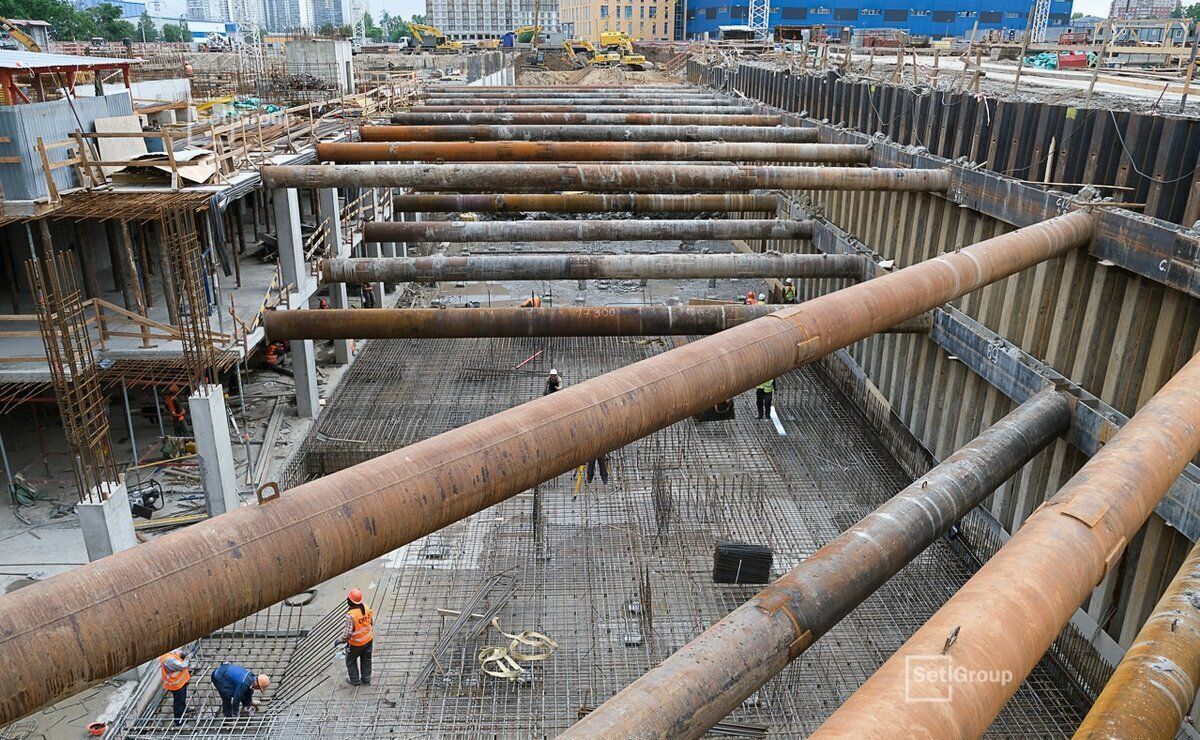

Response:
(424, 0), (560, 41)
(559, 0), (675, 41)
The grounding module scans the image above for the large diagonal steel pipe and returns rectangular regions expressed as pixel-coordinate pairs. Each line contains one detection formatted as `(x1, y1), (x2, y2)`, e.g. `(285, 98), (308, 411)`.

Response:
(813, 347), (1200, 739)
(361, 124), (818, 143)
(317, 141), (867, 164)
(561, 390), (1073, 739)
(389, 193), (779, 213)
(1074, 538), (1200, 740)
(262, 306), (931, 343)
(388, 112), (785, 125)
(360, 219), (813, 244)
(0, 210), (1094, 725)
(321, 252), (854, 283)
(261, 164), (950, 193)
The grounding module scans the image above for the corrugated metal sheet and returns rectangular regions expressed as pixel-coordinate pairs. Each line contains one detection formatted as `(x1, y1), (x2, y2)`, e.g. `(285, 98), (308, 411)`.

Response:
(0, 93), (134, 201)
(0, 49), (136, 70)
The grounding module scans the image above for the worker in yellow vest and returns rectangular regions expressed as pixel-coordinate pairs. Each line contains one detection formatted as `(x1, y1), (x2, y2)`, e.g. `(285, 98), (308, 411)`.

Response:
(338, 588), (375, 686)
(756, 378), (776, 420)
(159, 650), (191, 726)
(783, 278), (796, 304)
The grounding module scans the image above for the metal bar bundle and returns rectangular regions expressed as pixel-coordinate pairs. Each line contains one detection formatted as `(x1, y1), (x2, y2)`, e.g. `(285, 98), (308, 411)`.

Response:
(262, 164), (951, 194)
(318, 141), (869, 164)
(563, 390), (1074, 739)
(360, 124), (818, 143)
(712, 542), (773, 584)
(0, 211), (1094, 725)
(388, 112), (785, 126)
(262, 306), (934, 340)
(360, 219), (814, 244)
(324, 251), (848, 284)
(389, 193), (780, 214)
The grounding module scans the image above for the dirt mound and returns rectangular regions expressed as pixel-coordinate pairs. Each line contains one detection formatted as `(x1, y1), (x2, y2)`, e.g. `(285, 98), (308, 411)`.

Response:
(516, 64), (679, 86)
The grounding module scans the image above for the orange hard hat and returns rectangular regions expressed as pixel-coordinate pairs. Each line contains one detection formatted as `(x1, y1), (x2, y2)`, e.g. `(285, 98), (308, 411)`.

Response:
(348, 588), (363, 604)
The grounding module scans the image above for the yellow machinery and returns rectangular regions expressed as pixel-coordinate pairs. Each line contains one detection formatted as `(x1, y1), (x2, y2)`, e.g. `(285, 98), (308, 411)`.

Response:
(407, 22), (463, 53)
(599, 31), (646, 70)
(563, 38), (620, 67)
(0, 17), (42, 52)
(513, 24), (542, 43)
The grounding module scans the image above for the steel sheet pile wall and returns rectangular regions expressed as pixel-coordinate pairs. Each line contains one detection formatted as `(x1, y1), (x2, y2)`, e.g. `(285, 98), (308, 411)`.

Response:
(689, 60), (1200, 700)
(690, 61), (1200, 227)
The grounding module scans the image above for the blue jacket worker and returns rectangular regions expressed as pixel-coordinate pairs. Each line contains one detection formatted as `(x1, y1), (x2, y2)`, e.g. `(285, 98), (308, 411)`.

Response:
(211, 663), (270, 718)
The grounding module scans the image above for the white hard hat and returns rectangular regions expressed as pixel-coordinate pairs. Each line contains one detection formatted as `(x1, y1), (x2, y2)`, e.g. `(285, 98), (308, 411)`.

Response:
(549, 368), (558, 375)
(785, 278), (793, 284)
(758, 293), (766, 301)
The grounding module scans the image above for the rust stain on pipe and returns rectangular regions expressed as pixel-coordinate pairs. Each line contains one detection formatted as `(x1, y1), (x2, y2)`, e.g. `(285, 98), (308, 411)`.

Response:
(0, 211), (1095, 725)
(421, 97), (742, 107)
(360, 124), (818, 144)
(317, 141), (867, 164)
(360, 219), (814, 244)
(412, 105), (760, 114)
(263, 307), (935, 340)
(389, 193), (780, 213)
(262, 164), (950, 194)
(1074, 538), (1200, 740)
(322, 252), (852, 283)
(814, 346), (1200, 739)
(389, 112), (785, 126)
(563, 390), (1073, 740)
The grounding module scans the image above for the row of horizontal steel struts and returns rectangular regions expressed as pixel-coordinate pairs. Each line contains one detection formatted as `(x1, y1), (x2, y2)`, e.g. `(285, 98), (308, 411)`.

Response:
(0, 82), (1196, 740)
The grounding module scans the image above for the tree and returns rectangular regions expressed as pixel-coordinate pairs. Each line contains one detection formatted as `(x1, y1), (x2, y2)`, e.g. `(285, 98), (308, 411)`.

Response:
(318, 21), (337, 36)
(1071, 11), (1084, 18)
(362, 10), (382, 41)
(87, 3), (137, 41)
(1181, 2), (1200, 20)
(0, 0), (97, 41)
(137, 10), (158, 41)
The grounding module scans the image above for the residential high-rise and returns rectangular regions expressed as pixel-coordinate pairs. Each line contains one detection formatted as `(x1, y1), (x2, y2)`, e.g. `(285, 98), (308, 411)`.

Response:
(559, 0), (674, 42)
(187, 0), (234, 22)
(1108, 0), (1178, 19)
(424, 0), (559, 41)
(262, 0), (314, 32)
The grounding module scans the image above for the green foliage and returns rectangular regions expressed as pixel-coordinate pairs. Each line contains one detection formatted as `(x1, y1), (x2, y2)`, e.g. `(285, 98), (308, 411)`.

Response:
(1071, 11), (1084, 18)
(1181, 2), (1200, 20)
(161, 22), (182, 41)
(86, 2), (137, 40)
(0, 0), (96, 40)
(136, 10), (157, 40)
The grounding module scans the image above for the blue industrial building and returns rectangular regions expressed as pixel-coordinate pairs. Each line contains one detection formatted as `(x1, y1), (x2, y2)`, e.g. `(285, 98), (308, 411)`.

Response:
(682, 0), (1073, 40)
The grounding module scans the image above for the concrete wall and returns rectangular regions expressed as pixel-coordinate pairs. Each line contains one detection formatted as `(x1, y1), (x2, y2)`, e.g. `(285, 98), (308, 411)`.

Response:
(285, 39), (355, 95)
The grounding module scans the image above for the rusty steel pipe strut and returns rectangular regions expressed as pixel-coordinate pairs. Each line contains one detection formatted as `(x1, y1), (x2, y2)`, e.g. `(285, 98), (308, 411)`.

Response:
(422, 89), (720, 98)
(424, 85), (693, 91)
(0, 210), (1095, 726)
(262, 164), (951, 194)
(389, 112), (784, 126)
(564, 390), (1074, 740)
(361, 124), (818, 143)
(317, 141), (868, 165)
(1074, 538), (1200, 740)
(360, 219), (813, 245)
(412, 105), (760, 114)
(422, 97), (742, 107)
(389, 193), (780, 214)
(321, 251), (854, 284)
(813, 347), (1200, 739)
(263, 306), (933, 340)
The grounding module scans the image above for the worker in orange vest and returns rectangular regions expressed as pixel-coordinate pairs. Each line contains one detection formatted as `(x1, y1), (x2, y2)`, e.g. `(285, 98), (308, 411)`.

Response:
(744, 291), (758, 305)
(159, 650), (191, 726)
(164, 385), (188, 436)
(338, 588), (375, 686)
(519, 293), (542, 308)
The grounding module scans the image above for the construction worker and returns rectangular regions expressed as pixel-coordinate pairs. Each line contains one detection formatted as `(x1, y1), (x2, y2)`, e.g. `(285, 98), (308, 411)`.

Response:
(543, 368), (561, 395)
(757, 293), (767, 304)
(338, 588), (374, 686)
(520, 292), (543, 308)
(361, 283), (376, 309)
(586, 452), (610, 485)
(744, 291), (758, 305)
(756, 378), (776, 420)
(163, 385), (188, 436)
(159, 650), (191, 726)
(210, 663), (270, 718)
(318, 297), (331, 309)
(783, 278), (796, 304)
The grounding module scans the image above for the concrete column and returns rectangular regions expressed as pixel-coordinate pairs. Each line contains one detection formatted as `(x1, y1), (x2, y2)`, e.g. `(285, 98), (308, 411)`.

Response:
(188, 384), (240, 516)
(293, 339), (320, 418)
(273, 188), (305, 291)
(78, 482), (137, 562)
(317, 187), (352, 364)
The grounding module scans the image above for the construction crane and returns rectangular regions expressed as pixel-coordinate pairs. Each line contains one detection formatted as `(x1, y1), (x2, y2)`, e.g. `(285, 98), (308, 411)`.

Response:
(407, 22), (463, 52)
(1030, 0), (1051, 43)
(0, 17), (43, 52)
(599, 31), (646, 70)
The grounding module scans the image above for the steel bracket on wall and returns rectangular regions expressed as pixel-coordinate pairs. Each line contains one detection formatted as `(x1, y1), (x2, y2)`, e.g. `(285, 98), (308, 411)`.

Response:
(794, 201), (1200, 543)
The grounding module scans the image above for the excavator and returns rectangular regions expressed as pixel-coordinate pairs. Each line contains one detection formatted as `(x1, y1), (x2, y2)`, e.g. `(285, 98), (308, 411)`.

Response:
(562, 38), (620, 67)
(406, 22), (463, 53)
(0, 17), (42, 52)
(599, 31), (646, 70)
